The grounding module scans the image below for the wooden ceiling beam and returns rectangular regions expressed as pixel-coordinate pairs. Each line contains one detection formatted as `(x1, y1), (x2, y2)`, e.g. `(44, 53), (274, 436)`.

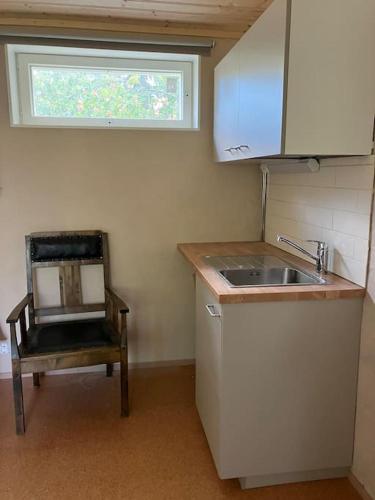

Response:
(0, 1), (267, 20)
(0, 12), (247, 39)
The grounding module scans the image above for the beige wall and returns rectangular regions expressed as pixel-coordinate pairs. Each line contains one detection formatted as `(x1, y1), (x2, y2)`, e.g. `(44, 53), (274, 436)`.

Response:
(0, 41), (262, 374)
(353, 197), (375, 499)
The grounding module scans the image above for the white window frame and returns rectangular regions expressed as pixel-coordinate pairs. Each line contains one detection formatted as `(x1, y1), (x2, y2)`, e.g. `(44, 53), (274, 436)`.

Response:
(6, 44), (200, 130)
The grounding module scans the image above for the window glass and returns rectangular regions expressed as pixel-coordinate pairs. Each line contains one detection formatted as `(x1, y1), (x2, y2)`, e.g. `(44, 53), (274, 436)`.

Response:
(31, 66), (183, 121)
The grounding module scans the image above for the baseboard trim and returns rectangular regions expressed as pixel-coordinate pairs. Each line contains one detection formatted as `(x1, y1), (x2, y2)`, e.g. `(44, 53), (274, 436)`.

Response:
(239, 467), (350, 490)
(349, 473), (374, 500)
(0, 358), (195, 379)
(130, 359), (195, 369)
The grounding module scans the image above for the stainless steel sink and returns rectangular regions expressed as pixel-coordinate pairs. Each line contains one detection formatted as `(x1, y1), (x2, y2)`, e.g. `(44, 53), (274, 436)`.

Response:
(219, 267), (325, 287)
(202, 255), (327, 288)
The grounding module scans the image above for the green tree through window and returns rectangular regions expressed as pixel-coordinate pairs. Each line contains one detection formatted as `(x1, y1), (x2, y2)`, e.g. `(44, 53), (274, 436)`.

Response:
(31, 66), (182, 121)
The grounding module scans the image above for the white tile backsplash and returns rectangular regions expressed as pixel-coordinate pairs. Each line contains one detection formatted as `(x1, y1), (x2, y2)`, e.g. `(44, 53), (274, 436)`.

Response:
(334, 165), (375, 190)
(320, 156), (375, 167)
(304, 205), (333, 229)
(332, 211), (370, 239)
(354, 238), (370, 262)
(356, 190), (373, 214)
(266, 156), (374, 286)
(324, 230), (355, 259)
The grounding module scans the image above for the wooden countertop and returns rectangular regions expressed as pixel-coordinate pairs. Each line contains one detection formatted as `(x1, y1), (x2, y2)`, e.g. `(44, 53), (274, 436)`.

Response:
(178, 241), (365, 304)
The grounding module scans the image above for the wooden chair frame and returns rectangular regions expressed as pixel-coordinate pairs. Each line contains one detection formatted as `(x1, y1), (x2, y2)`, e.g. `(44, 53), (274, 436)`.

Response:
(7, 230), (130, 434)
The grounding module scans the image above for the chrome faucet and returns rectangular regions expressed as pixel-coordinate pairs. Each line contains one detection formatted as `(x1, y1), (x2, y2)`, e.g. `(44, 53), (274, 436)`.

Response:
(277, 235), (328, 274)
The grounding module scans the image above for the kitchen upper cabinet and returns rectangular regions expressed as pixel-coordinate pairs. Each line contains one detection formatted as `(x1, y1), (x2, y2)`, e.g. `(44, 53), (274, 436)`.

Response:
(213, 44), (241, 162)
(214, 0), (375, 162)
(237, 0), (287, 158)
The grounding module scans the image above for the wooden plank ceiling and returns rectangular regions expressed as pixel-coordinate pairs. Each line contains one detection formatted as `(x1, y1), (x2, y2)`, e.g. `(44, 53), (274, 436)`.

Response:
(0, 0), (273, 39)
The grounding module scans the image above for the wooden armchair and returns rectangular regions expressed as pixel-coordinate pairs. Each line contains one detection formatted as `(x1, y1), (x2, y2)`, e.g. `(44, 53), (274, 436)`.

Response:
(7, 230), (130, 434)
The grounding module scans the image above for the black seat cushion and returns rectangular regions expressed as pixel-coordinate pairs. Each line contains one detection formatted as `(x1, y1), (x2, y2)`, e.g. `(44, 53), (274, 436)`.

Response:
(24, 319), (118, 355)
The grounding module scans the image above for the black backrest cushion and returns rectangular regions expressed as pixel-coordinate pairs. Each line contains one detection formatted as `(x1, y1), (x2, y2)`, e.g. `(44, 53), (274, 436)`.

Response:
(30, 235), (103, 262)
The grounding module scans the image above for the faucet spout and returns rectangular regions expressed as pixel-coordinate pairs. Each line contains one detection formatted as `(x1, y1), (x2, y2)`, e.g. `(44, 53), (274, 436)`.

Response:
(277, 235), (328, 274)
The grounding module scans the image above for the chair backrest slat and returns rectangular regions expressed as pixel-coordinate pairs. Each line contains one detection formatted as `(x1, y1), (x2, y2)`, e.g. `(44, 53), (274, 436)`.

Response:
(35, 303), (106, 317)
(59, 265), (82, 307)
(31, 259), (104, 268)
(26, 230), (109, 321)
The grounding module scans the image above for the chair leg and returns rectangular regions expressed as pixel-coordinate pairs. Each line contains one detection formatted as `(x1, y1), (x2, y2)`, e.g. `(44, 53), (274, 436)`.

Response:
(106, 363), (113, 377)
(12, 361), (25, 435)
(33, 373), (40, 387)
(119, 312), (129, 417)
(120, 357), (129, 417)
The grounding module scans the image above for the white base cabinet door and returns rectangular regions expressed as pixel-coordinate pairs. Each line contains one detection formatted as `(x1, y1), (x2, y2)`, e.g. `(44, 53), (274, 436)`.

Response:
(195, 277), (223, 470)
(195, 277), (363, 487)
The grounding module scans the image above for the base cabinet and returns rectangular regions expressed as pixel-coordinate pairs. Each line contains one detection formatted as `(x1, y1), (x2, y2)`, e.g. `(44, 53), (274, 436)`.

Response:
(195, 277), (362, 488)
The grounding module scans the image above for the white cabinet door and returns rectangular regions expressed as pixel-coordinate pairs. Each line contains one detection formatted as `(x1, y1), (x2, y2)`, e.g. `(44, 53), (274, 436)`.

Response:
(195, 278), (223, 473)
(213, 46), (242, 162)
(237, 0), (288, 158)
(284, 0), (375, 156)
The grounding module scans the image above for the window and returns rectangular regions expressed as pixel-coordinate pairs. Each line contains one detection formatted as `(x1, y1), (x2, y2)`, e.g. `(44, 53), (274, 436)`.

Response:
(6, 45), (200, 129)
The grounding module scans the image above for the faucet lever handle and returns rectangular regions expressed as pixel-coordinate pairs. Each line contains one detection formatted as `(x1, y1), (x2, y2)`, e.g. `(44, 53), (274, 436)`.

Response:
(306, 239), (326, 248)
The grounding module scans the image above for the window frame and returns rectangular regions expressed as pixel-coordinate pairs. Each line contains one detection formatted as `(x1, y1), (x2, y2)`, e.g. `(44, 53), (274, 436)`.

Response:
(6, 44), (200, 130)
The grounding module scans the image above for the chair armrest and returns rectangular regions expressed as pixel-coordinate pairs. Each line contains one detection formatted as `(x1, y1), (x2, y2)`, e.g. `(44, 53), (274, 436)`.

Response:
(7, 294), (32, 324)
(105, 288), (129, 314)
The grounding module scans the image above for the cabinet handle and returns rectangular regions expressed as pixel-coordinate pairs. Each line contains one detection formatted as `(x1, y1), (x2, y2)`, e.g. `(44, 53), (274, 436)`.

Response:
(205, 304), (221, 318)
(224, 145), (250, 153)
